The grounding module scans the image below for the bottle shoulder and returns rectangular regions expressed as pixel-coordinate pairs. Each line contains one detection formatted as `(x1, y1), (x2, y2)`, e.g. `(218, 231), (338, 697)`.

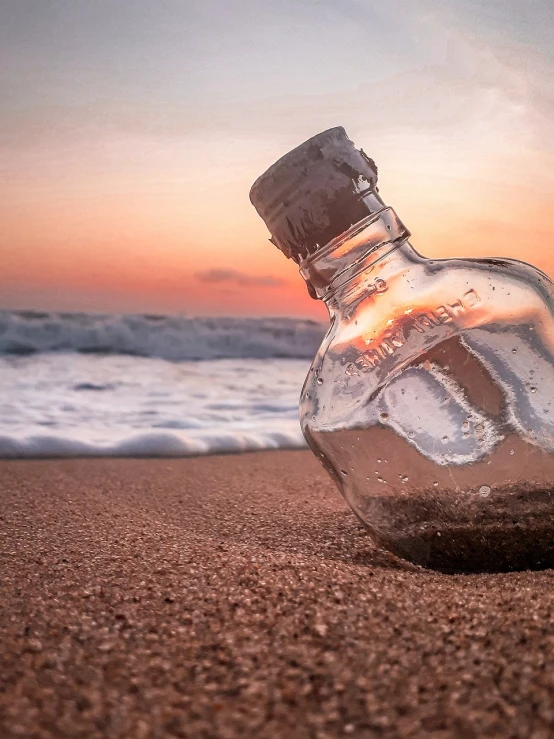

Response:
(303, 254), (554, 422)
(330, 254), (554, 339)
(423, 256), (554, 329)
(422, 254), (554, 300)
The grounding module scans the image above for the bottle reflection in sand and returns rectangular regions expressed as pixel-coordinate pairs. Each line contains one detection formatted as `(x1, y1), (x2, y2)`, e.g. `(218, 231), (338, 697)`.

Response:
(251, 127), (554, 572)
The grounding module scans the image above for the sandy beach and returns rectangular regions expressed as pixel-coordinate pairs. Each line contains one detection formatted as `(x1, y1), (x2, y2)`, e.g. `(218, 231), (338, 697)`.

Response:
(1, 450), (554, 738)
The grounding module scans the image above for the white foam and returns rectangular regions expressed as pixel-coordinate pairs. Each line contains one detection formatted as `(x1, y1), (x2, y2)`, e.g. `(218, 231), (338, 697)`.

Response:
(380, 364), (502, 466)
(0, 352), (309, 458)
(0, 428), (306, 459)
(462, 328), (554, 452)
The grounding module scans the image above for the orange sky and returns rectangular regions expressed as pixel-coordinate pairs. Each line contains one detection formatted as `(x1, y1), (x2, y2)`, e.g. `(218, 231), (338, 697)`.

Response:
(1, 1), (553, 318)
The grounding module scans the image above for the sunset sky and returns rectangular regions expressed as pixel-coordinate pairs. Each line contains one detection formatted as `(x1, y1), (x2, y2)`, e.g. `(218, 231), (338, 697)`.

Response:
(1, 0), (553, 318)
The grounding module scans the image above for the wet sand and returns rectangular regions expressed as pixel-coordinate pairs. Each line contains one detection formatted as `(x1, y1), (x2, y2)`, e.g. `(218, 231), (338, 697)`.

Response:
(1, 451), (554, 738)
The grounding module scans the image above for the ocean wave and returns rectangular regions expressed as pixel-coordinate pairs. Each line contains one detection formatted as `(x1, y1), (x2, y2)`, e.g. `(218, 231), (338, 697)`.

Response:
(0, 310), (325, 361)
(0, 428), (307, 459)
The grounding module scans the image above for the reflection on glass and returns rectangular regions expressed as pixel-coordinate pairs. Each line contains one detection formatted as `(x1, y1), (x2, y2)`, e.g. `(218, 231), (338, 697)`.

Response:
(251, 127), (554, 572)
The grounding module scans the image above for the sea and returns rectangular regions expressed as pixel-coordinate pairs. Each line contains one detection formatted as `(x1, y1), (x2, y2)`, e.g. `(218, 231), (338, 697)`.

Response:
(0, 310), (325, 458)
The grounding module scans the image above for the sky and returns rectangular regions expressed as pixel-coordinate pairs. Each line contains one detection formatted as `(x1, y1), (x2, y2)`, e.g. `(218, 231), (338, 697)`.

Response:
(1, 0), (553, 318)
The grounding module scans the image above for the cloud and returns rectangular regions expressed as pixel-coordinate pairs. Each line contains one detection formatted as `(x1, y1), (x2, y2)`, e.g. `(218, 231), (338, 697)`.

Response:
(2, 0), (552, 168)
(196, 269), (285, 287)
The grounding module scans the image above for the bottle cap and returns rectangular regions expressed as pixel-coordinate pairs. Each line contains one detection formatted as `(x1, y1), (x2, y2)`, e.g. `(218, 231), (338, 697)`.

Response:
(250, 127), (378, 264)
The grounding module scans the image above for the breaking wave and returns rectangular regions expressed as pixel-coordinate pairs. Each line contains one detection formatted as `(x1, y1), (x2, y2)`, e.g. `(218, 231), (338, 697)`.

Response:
(0, 310), (325, 361)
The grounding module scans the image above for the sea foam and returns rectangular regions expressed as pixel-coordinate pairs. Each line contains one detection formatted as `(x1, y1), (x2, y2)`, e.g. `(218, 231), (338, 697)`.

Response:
(0, 350), (309, 458)
(0, 428), (306, 459)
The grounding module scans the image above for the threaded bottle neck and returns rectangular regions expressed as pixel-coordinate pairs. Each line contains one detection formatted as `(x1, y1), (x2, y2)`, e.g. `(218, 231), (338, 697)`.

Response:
(299, 201), (411, 301)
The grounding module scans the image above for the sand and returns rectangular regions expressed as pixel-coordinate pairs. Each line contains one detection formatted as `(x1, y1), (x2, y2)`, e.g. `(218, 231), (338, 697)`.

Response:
(1, 451), (554, 738)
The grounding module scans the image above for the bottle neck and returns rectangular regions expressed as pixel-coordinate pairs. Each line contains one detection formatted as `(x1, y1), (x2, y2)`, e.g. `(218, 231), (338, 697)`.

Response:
(299, 193), (420, 312)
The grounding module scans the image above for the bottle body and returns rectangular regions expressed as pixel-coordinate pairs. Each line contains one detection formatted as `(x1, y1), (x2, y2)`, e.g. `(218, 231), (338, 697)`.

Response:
(301, 237), (554, 572)
(250, 126), (554, 572)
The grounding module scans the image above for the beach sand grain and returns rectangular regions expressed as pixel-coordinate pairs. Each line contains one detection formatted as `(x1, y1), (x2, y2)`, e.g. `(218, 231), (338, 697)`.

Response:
(1, 451), (553, 738)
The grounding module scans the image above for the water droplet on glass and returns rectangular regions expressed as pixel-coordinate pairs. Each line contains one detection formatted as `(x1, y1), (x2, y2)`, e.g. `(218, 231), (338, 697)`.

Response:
(441, 436), (448, 444)
(512, 348), (517, 354)
(530, 386), (537, 393)
(433, 482), (439, 487)
(317, 377), (324, 385)
(461, 421), (470, 431)
(510, 449), (515, 455)
(377, 476), (384, 483)
(379, 412), (389, 423)
(312, 415), (316, 422)
(408, 431), (415, 439)
(340, 470), (348, 476)
(377, 458), (381, 463)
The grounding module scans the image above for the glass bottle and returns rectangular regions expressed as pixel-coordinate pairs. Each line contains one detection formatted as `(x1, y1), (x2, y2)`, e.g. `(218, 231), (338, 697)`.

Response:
(250, 127), (554, 573)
